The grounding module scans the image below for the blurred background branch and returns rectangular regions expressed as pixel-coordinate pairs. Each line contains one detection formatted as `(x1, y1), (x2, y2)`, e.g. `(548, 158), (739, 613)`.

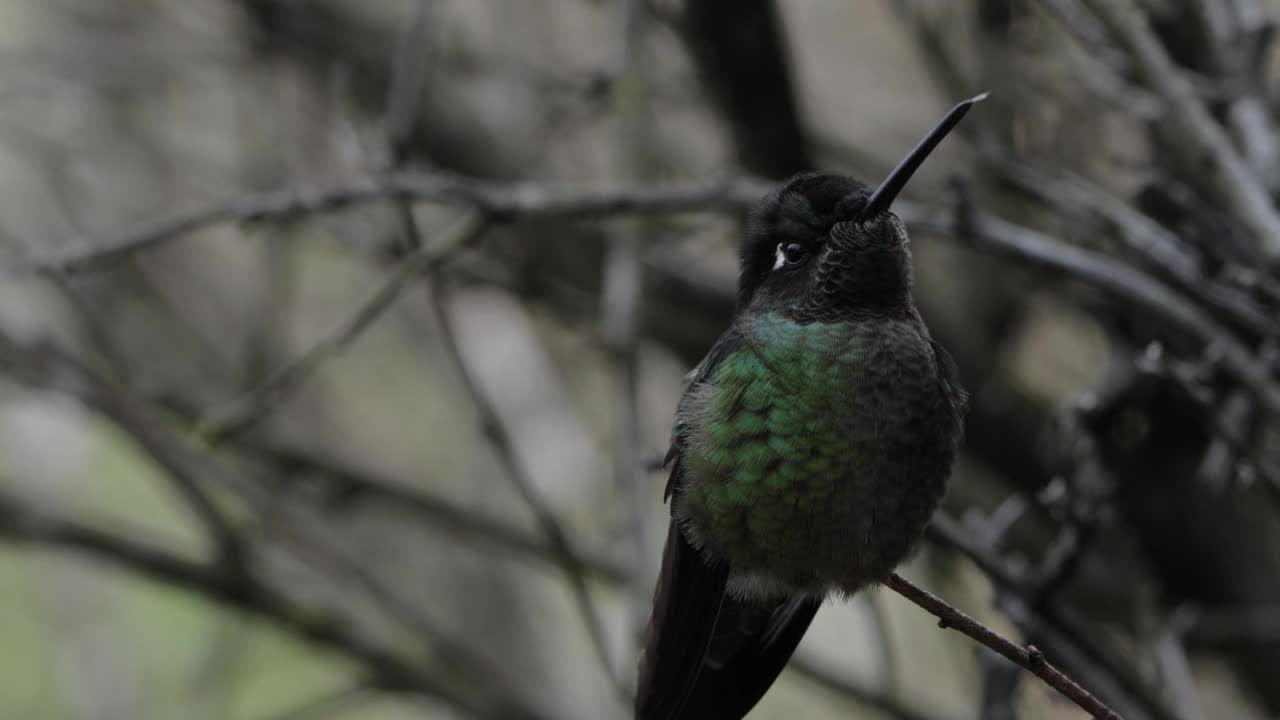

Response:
(2, 1), (1280, 719)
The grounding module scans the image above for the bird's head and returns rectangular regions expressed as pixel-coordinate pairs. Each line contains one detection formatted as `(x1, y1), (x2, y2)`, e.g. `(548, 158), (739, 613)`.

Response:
(737, 93), (986, 322)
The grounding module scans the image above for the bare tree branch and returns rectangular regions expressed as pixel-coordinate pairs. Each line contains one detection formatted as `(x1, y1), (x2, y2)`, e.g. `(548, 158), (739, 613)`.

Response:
(244, 440), (628, 582)
(0, 334), (245, 564)
(196, 212), (487, 441)
(8, 171), (1275, 425)
(424, 253), (624, 696)
(1, 173), (765, 277)
(994, 160), (1279, 338)
(927, 512), (1186, 720)
(0, 487), (545, 720)
(908, 198), (1280, 418)
(0, 329), (545, 715)
(6, 168), (1274, 429)
(1077, 0), (1280, 259)
(885, 572), (1122, 720)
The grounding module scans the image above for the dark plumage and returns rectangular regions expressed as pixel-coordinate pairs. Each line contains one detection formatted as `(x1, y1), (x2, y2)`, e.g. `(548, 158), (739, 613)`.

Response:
(635, 97), (982, 719)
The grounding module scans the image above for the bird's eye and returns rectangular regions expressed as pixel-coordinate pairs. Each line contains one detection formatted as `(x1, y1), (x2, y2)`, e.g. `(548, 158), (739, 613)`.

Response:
(781, 242), (808, 265)
(771, 242), (810, 271)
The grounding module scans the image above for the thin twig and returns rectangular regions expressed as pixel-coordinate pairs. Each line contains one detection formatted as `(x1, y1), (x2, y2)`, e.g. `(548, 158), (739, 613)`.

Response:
(19, 170), (1277, 420)
(376, 14), (620, 693)
(424, 229), (622, 695)
(1037, 0), (1132, 71)
(2, 173), (765, 277)
(196, 212), (486, 441)
(907, 199), (1280, 418)
(994, 161), (1279, 337)
(245, 440), (628, 582)
(0, 334), (245, 565)
(927, 512), (1184, 720)
(885, 573), (1123, 720)
(1182, 0), (1279, 190)
(12, 168), (1274, 421)
(0, 488), (546, 720)
(0, 331), (532, 714)
(10, 171), (1276, 424)
(253, 473), (519, 700)
(1077, 0), (1280, 259)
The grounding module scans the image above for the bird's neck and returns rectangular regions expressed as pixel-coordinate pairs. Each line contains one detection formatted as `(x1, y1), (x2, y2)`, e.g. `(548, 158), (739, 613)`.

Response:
(807, 248), (913, 320)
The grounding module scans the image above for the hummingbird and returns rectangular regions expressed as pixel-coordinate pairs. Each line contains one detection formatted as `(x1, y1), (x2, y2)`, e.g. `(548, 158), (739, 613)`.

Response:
(634, 95), (982, 720)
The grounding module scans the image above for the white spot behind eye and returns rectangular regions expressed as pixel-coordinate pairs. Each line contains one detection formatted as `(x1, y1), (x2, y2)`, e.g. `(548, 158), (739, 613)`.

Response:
(772, 243), (786, 271)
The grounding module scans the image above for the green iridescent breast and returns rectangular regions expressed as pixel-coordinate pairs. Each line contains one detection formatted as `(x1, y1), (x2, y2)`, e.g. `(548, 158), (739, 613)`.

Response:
(674, 314), (871, 570)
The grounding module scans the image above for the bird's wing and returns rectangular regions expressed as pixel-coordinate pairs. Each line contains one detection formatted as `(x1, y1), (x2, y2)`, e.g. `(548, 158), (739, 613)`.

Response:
(638, 332), (820, 719)
(634, 512), (730, 720)
(662, 334), (744, 499)
(637, 334), (742, 719)
(677, 593), (822, 720)
(929, 338), (969, 426)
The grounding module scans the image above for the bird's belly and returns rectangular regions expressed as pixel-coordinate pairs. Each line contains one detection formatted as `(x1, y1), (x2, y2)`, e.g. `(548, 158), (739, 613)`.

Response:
(676, 382), (953, 599)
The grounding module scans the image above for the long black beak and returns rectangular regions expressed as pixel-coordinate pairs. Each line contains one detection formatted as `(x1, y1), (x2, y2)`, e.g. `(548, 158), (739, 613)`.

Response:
(861, 92), (988, 218)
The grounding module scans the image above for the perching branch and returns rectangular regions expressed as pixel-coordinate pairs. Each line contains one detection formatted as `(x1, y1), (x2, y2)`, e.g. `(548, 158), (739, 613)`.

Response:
(885, 573), (1122, 720)
(927, 512), (1185, 720)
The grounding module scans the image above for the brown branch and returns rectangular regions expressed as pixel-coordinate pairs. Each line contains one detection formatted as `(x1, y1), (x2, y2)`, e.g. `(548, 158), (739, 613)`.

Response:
(926, 513), (1184, 720)
(885, 573), (1123, 720)
(0, 488), (546, 720)
(2, 173), (765, 277)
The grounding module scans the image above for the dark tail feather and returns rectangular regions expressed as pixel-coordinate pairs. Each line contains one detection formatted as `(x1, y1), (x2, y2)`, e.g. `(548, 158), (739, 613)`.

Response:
(635, 521), (729, 720)
(679, 594), (822, 719)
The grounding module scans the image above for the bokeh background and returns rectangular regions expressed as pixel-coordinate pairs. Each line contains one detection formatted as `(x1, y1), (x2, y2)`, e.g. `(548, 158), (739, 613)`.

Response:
(2, 1), (1280, 718)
